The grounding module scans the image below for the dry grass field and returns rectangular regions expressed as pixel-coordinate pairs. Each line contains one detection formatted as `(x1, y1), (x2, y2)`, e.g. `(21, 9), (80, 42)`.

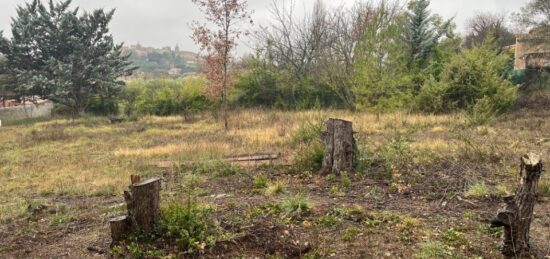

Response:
(0, 109), (549, 258)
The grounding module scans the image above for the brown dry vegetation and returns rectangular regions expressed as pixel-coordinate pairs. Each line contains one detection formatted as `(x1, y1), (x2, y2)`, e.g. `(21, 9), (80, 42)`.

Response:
(0, 109), (549, 258)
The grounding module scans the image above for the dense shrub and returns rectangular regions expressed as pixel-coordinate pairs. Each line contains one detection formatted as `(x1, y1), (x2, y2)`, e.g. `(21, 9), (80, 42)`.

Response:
(86, 95), (119, 115)
(413, 77), (446, 113)
(122, 77), (211, 118)
(231, 57), (343, 109)
(415, 39), (517, 115)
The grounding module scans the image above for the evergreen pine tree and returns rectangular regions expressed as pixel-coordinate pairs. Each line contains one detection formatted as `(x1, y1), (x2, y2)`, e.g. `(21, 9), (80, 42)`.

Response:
(404, 0), (451, 69)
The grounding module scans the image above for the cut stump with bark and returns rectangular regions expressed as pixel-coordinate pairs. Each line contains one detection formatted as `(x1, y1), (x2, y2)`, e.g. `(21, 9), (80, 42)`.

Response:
(125, 178), (161, 234)
(110, 177), (161, 245)
(491, 153), (543, 258)
(321, 118), (355, 174)
(109, 215), (131, 244)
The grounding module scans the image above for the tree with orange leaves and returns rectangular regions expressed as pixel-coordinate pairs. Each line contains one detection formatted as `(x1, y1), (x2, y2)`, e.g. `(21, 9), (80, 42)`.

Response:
(191, 0), (252, 130)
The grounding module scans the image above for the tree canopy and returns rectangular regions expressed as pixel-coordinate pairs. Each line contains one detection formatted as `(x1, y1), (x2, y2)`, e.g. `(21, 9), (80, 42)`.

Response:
(464, 12), (515, 49)
(514, 0), (550, 28)
(0, 0), (135, 114)
(403, 0), (451, 69)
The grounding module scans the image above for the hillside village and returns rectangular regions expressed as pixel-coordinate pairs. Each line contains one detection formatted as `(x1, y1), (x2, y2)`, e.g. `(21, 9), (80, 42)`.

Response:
(122, 44), (199, 77)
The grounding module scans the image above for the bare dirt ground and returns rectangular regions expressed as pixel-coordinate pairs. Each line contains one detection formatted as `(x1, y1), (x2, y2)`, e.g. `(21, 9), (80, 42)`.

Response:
(1, 168), (549, 258)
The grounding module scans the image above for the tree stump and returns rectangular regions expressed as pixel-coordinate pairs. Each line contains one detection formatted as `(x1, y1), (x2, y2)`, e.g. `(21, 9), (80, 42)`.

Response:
(491, 153), (543, 258)
(110, 177), (161, 245)
(109, 216), (131, 244)
(124, 178), (162, 234)
(321, 118), (354, 174)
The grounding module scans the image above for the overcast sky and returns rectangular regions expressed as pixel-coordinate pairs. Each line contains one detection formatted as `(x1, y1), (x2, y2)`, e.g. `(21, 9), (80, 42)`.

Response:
(0, 0), (529, 55)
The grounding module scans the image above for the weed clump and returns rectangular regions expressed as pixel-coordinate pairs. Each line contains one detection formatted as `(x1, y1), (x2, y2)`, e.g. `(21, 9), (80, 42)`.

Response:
(289, 120), (323, 146)
(293, 141), (325, 173)
(279, 193), (312, 220)
(253, 175), (269, 189)
(415, 241), (453, 259)
(180, 160), (241, 177)
(316, 215), (342, 228)
(290, 120), (326, 173)
(265, 180), (287, 195)
(161, 197), (216, 252)
(539, 181), (550, 198)
(464, 182), (489, 198)
(341, 227), (361, 241)
(442, 228), (465, 247)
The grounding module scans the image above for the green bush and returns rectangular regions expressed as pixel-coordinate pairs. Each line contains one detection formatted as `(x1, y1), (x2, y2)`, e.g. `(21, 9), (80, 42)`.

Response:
(293, 140), (325, 173)
(414, 77), (446, 113)
(122, 76), (211, 118)
(86, 94), (119, 115)
(291, 120), (325, 173)
(466, 97), (497, 126)
(161, 198), (215, 251)
(378, 129), (413, 176)
(231, 55), (343, 109)
(414, 37), (517, 115)
(289, 120), (324, 146)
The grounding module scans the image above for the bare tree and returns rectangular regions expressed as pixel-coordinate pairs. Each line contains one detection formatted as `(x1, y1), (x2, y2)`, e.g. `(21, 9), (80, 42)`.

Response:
(514, 0), (550, 30)
(257, 0), (383, 110)
(258, 0), (329, 81)
(318, 2), (376, 110)
(464, 12), (515, 49)
(191, 0), (252, 130)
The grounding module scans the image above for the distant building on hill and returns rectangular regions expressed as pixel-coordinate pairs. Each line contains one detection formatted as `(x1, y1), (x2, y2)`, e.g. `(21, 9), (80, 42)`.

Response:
(121, 44), (200, 78)
(514, 27), (550, 70)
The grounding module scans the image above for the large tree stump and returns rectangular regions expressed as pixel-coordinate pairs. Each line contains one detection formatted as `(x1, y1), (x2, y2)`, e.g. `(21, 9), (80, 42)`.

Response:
(110, 177), (161, 245)
(321, 118), (354, 174)
(491, 153), (543, 258)
(124, 178), (161, 234)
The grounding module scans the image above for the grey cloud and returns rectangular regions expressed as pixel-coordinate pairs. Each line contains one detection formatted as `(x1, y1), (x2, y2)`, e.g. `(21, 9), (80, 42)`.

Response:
(0, 0), (530, 55)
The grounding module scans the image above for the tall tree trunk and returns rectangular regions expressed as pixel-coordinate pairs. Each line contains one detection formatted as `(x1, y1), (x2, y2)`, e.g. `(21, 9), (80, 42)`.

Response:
(222, 63), (228, 131)
(222, 14), (230, 131)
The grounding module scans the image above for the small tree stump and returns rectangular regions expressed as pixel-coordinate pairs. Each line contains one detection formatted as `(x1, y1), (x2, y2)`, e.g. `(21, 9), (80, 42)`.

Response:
(491, 153), (543, 258)
(321, 118), (354, 174)
(110, 177), (161, 245)
(109, 216), (131, 245)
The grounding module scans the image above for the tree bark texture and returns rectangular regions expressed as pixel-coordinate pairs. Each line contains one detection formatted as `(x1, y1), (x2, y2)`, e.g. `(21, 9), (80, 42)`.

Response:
(109, 216), (131, 245)
(111, 177), (161, 245)
(491, 153), (543, 258)
(321, 118), (354, 174)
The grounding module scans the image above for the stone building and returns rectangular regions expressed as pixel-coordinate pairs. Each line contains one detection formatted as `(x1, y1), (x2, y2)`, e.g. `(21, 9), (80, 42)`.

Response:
(514, 27), (550, 70)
